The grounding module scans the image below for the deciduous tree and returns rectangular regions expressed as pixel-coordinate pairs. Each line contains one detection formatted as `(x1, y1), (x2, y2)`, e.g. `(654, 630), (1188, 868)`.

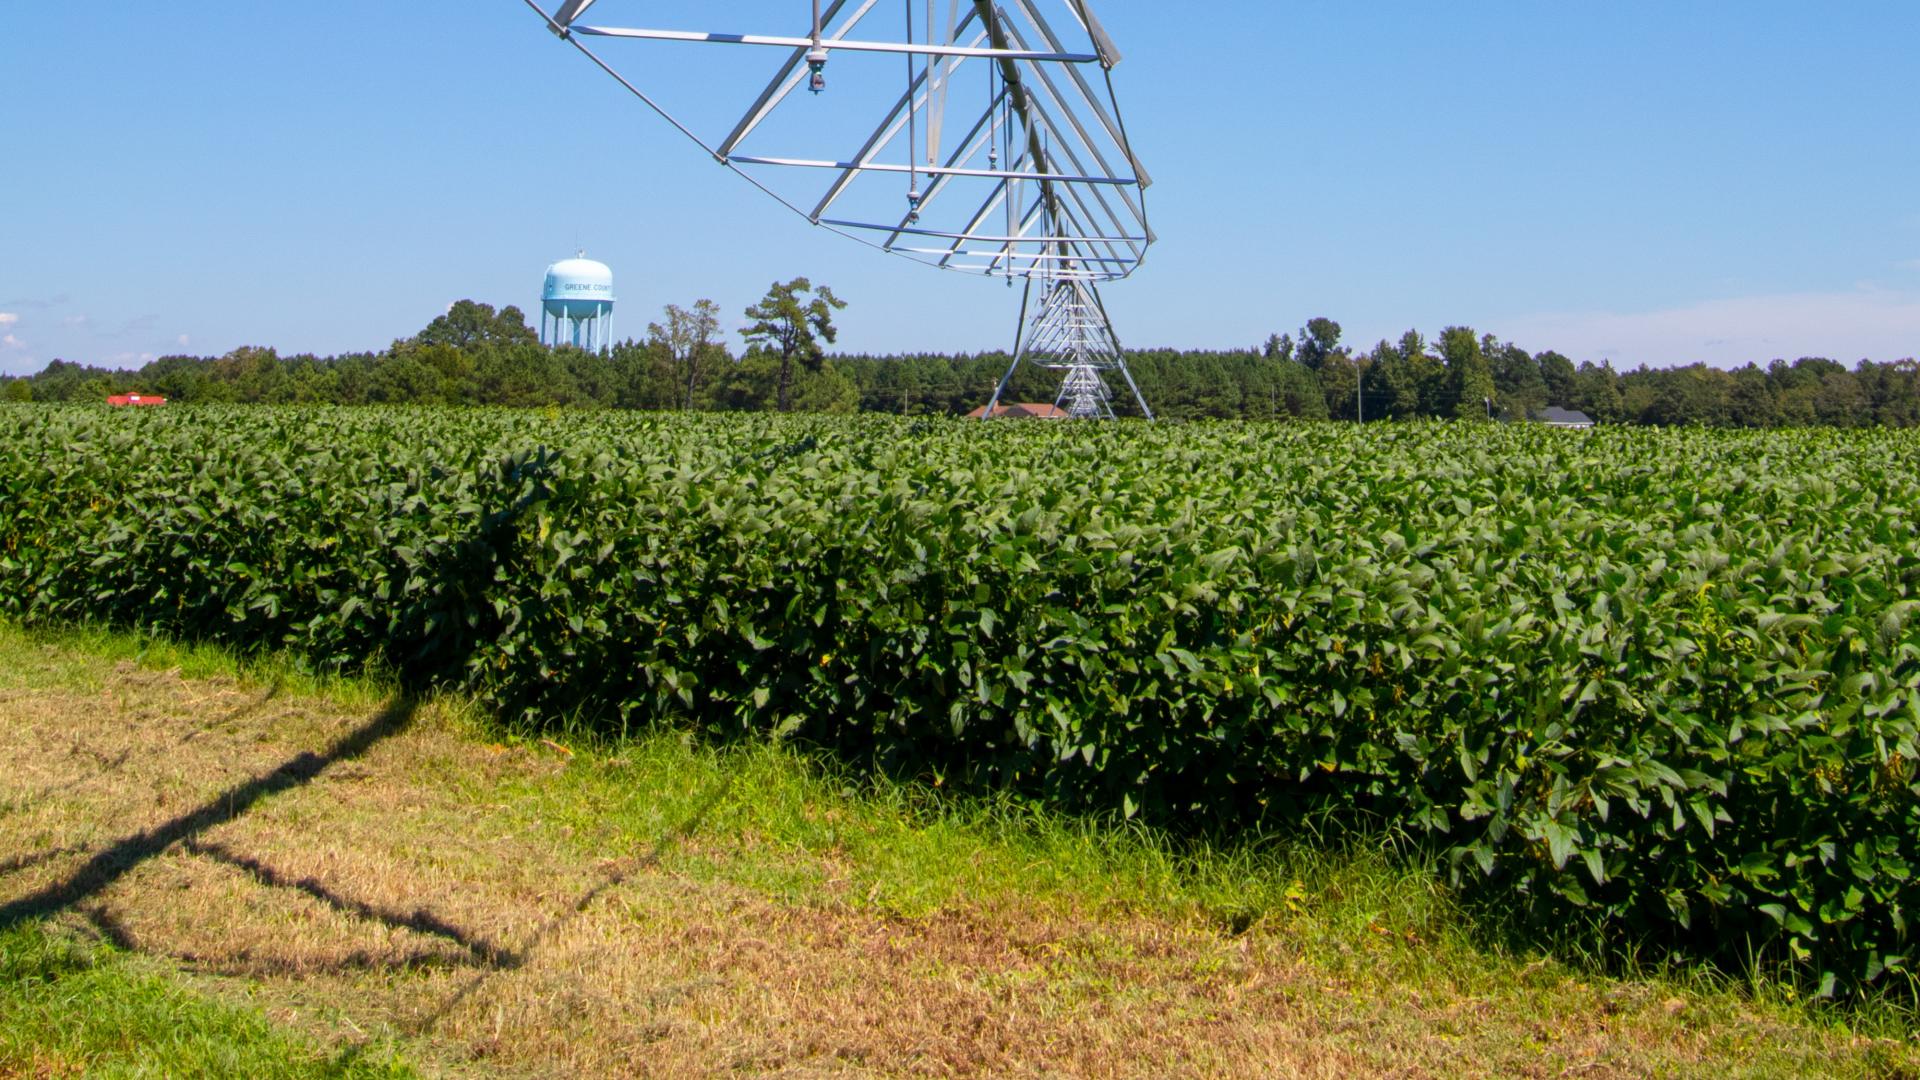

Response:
(1437, 326), (1495, 419)
(649, 299), (725, 411)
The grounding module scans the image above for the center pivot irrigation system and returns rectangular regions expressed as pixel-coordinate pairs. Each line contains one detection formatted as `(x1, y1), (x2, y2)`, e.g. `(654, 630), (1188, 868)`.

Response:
(522, 0), (1156, 419)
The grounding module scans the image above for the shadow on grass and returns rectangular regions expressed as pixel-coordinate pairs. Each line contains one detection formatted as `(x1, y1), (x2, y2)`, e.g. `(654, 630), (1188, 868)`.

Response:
(181, 839), (522, 968)
(0, 845), (93, 879)
(76, 895), (500, 980)
(411, 772), (733, 1035)
(0, 694), (419, 934)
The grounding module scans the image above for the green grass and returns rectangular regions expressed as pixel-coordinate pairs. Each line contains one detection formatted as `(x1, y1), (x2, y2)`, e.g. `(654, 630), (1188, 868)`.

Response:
(507, 725), (1920, 1053)
(492, 711), (1920, 1075)
(0, 622), (414, 1077)
(0, 922), (415, 1079)
(6, 617), (1919, 1076)
(0, 619), (397, 713)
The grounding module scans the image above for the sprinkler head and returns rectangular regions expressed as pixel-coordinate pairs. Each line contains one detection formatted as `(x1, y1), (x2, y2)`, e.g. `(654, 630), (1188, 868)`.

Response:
(806, 48), (829, 93)
(906, 188), (922, 222)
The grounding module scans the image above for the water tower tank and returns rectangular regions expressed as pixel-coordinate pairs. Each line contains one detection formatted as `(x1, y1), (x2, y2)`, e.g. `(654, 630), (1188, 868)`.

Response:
(539, 253), (616, 352)
(543, 255), (615, 317)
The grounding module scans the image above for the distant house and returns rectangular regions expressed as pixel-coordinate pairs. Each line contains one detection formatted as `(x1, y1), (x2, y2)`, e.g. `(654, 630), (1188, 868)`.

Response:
(964, 401), (1068, 419)
(106, 393), (167, 407)
(1528, 406), (1593, 428)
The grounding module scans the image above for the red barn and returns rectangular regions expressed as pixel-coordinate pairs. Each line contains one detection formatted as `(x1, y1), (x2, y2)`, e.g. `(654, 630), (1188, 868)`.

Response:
(106, 394), (167, 407)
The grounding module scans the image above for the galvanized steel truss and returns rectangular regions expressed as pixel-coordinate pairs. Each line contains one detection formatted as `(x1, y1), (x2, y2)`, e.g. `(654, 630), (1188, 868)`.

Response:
(524, 0), (1153, 417)
(983, 276), (1151, 419)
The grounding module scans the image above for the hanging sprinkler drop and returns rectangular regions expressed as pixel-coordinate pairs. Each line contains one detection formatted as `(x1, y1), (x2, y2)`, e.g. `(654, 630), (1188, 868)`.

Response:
(806, 0), (828, 92)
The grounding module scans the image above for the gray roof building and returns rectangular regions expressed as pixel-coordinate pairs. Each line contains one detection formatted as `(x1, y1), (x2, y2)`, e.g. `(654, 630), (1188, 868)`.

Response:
(1529, 406), (1595, 428)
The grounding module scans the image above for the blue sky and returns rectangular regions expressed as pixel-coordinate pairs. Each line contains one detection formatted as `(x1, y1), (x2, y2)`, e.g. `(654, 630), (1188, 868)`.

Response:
(2, 2), (1916, 376)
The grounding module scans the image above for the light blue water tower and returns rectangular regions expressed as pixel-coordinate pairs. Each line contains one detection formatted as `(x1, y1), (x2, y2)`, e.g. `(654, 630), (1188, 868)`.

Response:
(540, 252), (615, 352)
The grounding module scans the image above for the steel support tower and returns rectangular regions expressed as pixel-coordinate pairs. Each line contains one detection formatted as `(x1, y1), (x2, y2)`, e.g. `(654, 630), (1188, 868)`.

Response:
(984, 275), (1149, 419)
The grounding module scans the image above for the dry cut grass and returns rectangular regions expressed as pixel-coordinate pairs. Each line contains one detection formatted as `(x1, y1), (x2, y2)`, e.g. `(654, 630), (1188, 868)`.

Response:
(1, 623), (1914, 1078)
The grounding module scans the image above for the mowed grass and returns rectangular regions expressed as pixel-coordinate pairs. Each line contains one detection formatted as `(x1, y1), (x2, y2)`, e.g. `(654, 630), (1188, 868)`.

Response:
(2, 620), (1917, 1077)
(0, 921), (414, 1079)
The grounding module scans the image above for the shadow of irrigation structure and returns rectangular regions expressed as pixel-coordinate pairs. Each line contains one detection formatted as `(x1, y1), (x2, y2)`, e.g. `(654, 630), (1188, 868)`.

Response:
(181, 838), (521, 968)
(0, 694), (418, 933)
(4, 684), (737, 1057)
(411, 773), (733, 1035)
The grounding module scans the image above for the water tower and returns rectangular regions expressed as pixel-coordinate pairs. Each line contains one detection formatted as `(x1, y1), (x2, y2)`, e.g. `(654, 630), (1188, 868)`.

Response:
(540, 252), (615, 352)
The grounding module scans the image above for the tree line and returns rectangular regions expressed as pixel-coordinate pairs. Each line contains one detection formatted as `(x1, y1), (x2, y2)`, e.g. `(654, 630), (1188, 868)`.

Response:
(3, 285), (1915, 427)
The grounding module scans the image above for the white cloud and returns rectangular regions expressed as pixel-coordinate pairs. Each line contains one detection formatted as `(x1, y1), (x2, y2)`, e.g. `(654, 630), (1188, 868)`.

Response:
(1498, 287), (1920, 368)
(176, 334), (191, 347)
(0, 313), (17, 327)
(0, 333), (22, 350)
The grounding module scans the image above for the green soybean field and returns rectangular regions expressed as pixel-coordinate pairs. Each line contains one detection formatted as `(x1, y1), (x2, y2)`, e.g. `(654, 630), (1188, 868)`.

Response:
(4, 405), (1917, 997)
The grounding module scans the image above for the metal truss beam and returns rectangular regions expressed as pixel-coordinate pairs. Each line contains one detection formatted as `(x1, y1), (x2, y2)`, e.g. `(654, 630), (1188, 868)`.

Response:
(525, 0), (1151, 284)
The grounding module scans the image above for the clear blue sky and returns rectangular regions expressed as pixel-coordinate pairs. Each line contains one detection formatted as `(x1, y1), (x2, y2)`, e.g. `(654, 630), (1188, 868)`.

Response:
(3, 2), (1916, 377)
